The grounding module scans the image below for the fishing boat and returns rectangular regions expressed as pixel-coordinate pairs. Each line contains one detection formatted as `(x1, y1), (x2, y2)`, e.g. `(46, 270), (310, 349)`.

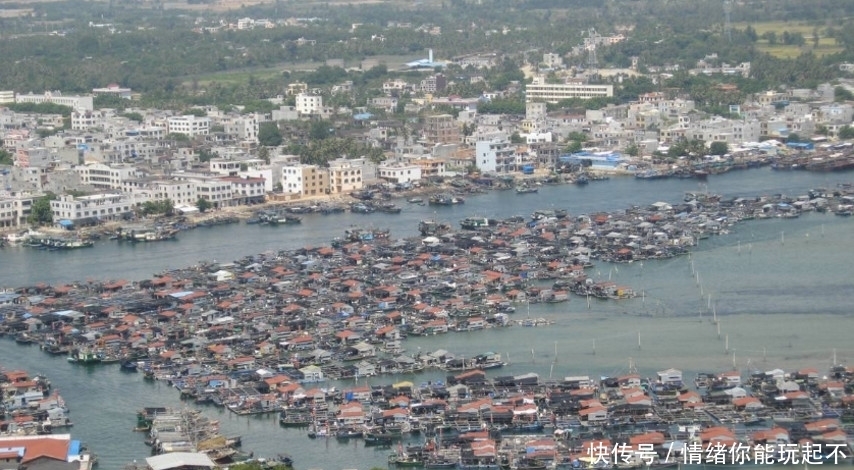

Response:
(407, 197), (424, 204)
(515, 185), (539, 194)
(459, 217), (496, 230)
(429, 194), (464, 205)
(335, 427), (364, 440)
(425, 458), (457, 469)
(121, 360), (139, 372)
(388, 452), (425, 467)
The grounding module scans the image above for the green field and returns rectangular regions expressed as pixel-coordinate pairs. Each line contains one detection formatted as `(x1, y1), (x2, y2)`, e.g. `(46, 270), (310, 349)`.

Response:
(736, 20), (846, 58)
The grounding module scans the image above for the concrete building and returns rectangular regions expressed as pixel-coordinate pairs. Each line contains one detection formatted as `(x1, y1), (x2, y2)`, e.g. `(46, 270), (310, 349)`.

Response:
(15, 147), (53, 168)
(0, 191), (37, 229)
(50, 193), (134, 224)
(378, 162), (422, 184)
(281, 164), (330, 197)
(71, 109), (117, 131)
(209, 159), (243, 176)
(328, 159), (364, 194)
(222, 176), (266, 205)
(75, 163), (138, 190)
(194, 177), (234, 208)
(411, 157), (446, 178)
(420, 74), (447, 94)
(92, 84), (133, 99)
(16, 91), (94, 111)
(0, 90), (15, 104)
(167, 115), (211, 137)
(122, 178), (199, 208)
(222, 114), (259, 143)
(423, 114), (461, 145)
(296, 93), (323, 115)
(525, 76), (613, 103)
(475, 138), (515, 173)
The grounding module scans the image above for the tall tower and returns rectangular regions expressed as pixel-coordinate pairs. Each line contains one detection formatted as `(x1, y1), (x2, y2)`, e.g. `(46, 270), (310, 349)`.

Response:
(587, 28), (599, 75)
(724, 0), (732, 42)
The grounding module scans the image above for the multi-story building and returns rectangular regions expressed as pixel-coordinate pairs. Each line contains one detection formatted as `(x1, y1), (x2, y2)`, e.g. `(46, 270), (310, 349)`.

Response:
(525, 76), (613, 103)
(423, 114), (461, 145)
(209, 159), (242, 176)
(15, 147), (52, 168)
(420, 74), (447, 94)
(411, 157), (446, 178)
(295, 93), (323, 115)
(222, 114), (259, 143)
(475, 138), (515, 173)
(222, 176), (266, 205)
(50, 193), (134, 224)
(15, 91), (94, 111)
(167, 115), (211, 137)
(71, 109), (117, 130)
(0, 191), (36, 229)
(378, 162), (422, 184)
(281, 164), (330, 197)
(382, 79), (409, 94)
(194, 177), (234, 208)
(122, 178), (199, 208)
(0, 90), (14, 104)
(328, 160), (364, 194)
(75, 163), (138, 190)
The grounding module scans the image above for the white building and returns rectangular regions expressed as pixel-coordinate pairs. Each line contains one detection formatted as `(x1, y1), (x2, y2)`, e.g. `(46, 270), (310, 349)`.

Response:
(91, 84), (133, 99)
(525, 76), (613, 103)
(194, 177), (233, 208)
(0, 91), (15, 104)
(122, 178), (199, 208)
(50, 193), (134, 223)
(222, 176), (266, 204)
(0, 191), (37, 229)
(475, 139), (515, 173)
(209, 159), (242, 176)
(16, 91), (94, 111)
(75, 163), (138, 190)
(222, 114), (259, 143)
(328, 160), (364, 194)
(71, 109), (117, 131)
(378, 162), (421, 184)
(167, 115), (211, 137)
(295, 93), (323, 115)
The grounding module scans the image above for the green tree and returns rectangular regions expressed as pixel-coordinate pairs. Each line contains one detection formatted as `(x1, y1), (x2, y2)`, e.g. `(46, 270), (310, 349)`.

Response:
(28, 194), (56, 226)
(815, 124), (829, 136)
(122, 112), (144, 122)
(258, 122), (283, 147)
(565, 140), (582, 154)
(309, 120), (332, 141)
(510, 132), (524, 144)
(196, 197), (212, 213)
(835, 86), (854, 102)
(838, 126), (854, 139)
(258, 146), (270, 164)
(0, 149), (13, 165)
(709, 141), (729, 156)
(624, 143), (640, 158)
(787, 133), (801, 143)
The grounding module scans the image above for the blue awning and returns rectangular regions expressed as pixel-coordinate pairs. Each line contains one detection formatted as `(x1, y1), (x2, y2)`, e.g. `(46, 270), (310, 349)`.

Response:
(58, 219), (74, 228)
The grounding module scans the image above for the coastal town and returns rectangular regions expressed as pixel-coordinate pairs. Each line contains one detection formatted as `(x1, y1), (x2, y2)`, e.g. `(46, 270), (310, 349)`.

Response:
(2, 179), (854, 469)
(4, 1), (854, 469)
(3, 59), (854, 241)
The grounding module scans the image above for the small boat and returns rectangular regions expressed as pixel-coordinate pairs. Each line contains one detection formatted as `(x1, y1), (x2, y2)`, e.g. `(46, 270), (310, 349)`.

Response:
(425, 459), (457, 469)
(515, 185), (538, 194)
(120, 360), (138, 372)
(389, 453), (425, 467)
(335, 427), (364, 440)
(407, 197), (424, 204)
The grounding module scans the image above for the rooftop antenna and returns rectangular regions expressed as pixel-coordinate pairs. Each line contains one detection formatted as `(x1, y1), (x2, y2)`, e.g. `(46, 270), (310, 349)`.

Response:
(724, 0), (732, 43)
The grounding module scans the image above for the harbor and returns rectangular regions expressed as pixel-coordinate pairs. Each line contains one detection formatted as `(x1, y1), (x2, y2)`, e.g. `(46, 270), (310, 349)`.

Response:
(2, 169), (854, 469)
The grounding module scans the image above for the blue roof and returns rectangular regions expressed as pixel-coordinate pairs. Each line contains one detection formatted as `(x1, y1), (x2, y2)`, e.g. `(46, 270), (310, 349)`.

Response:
(58, 219), (74, 227)
(68, 440), (81, 458)
(353, 112), (373, 121)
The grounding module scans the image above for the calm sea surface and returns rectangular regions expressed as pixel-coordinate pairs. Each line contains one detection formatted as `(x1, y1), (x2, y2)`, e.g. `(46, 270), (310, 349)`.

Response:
(1, 168), (854, 469)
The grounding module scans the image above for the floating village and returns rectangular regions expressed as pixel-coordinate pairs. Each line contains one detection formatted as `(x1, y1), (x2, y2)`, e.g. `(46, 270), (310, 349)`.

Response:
(3, 182), (854, 470)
